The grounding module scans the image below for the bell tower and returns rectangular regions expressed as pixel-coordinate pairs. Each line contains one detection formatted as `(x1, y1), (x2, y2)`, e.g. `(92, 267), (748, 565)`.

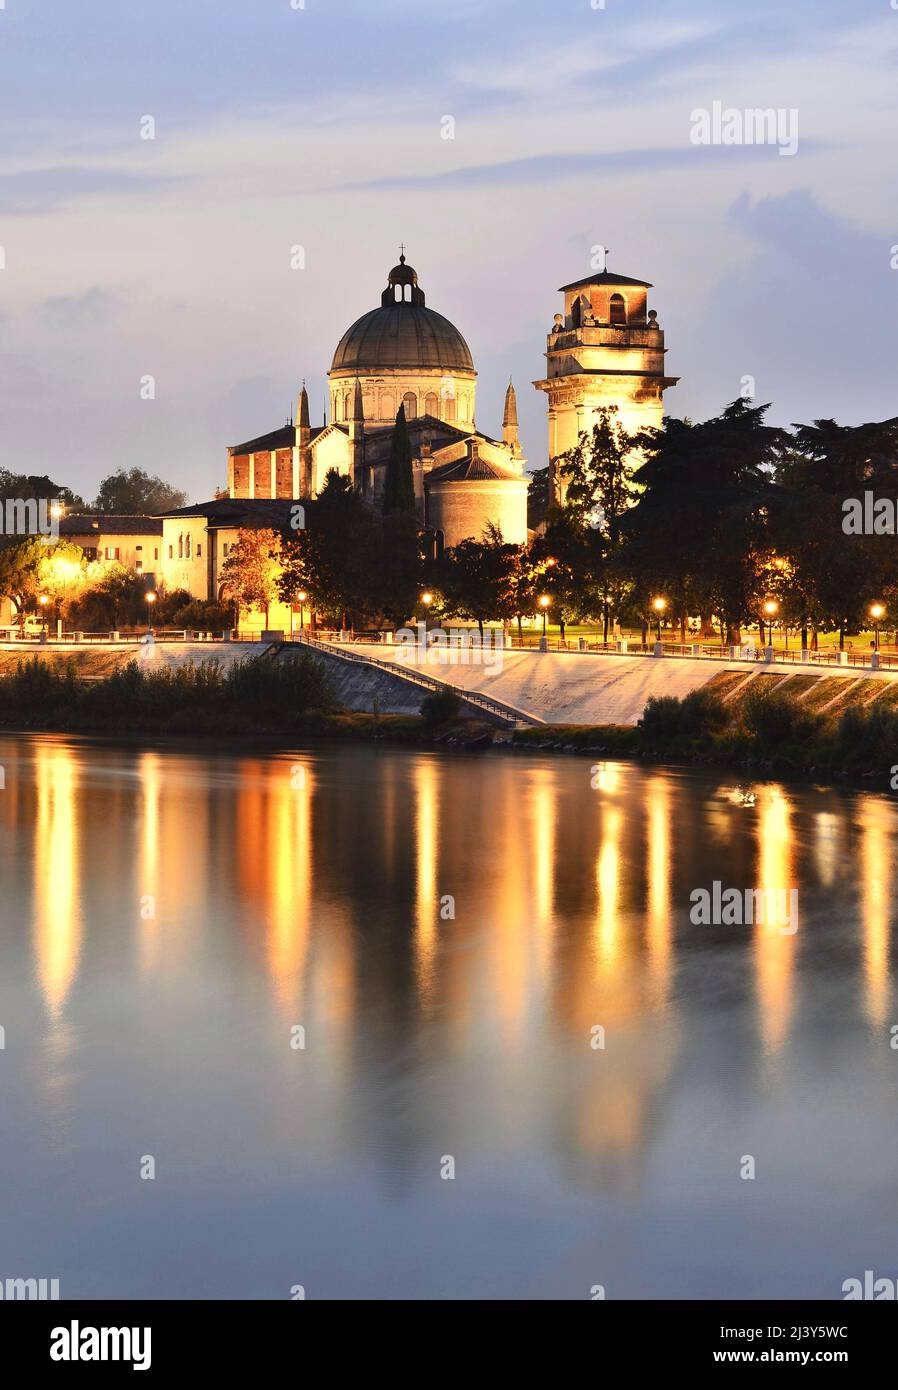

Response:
(533, 267), (678, 503)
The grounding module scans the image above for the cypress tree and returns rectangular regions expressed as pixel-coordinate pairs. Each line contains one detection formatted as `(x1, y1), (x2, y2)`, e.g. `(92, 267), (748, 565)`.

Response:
(383, 404), (416, 514)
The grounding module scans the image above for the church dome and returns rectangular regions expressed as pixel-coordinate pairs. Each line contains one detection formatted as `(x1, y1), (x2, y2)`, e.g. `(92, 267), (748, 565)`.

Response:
(330, 255), (475, 375)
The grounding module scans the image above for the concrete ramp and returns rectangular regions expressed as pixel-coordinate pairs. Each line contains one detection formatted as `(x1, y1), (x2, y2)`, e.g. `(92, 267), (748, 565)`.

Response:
(287, 639), (533, 725)
(346, 645), (830, 726)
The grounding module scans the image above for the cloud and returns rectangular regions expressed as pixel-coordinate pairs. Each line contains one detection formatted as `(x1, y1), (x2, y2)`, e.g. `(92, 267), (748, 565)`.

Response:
(327, 142), (827, 194)
(0, 166), (179, 216)
(41, 287), (122, 331)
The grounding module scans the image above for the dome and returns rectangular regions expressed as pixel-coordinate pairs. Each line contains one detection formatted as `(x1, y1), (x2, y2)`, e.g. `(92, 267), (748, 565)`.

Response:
(330, 255), (475, 375)
(331, 304), (475, 374)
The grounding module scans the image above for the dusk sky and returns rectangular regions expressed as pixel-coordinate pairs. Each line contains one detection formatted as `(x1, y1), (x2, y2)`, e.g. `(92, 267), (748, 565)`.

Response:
(1, 0), (895, 504)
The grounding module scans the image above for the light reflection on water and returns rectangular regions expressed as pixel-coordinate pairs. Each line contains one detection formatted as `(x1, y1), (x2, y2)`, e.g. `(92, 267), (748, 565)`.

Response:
(0, 733), (897, 1299)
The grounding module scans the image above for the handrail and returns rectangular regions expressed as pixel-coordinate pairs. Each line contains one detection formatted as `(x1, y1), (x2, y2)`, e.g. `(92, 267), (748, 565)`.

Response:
(294, 633), (543, 726)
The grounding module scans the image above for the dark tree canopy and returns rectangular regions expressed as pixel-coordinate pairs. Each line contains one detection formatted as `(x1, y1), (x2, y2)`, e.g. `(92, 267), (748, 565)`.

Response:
(92, 468), (187, 515)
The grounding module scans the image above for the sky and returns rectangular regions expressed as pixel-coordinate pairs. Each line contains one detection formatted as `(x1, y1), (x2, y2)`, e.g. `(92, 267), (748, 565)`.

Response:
(0, 0), (896, 504)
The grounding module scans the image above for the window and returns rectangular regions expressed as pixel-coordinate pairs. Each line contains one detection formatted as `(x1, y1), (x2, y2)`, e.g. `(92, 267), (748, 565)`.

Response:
(609, 293), (626, 325)
(402, 391), (417, 420)
(154, 548), (159, 561)
(114, 548), (120, 561)
(196, 544), (202, 558)
(136, 561), (143, 571)
(185, 535), (191, 559)
(136, 545), (142, 552)
(223, 542), (229, 557)
(169, 545), (173, 559)
(178, 535), (184, 559)
(425, 392), (439, 417)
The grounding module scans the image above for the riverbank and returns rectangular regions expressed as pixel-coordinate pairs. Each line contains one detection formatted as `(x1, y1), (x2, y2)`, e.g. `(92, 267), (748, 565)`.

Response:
(0, 654), (895, 788)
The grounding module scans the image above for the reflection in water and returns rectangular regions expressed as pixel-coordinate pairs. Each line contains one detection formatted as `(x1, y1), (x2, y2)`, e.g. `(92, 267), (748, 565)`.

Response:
(414, 756), (439, 1000)
(860, 798), (891, 1028)
(33, 743), (82, 1018)
(4, 735), (898, 1297)
(138, 751), (162, 977)
(754, 784), (796, 1056)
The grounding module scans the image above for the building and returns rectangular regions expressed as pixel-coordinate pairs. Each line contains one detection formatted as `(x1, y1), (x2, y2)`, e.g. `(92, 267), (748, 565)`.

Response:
(58, 514), (164, 577)
(533, 268), (678, 504)
(158, 498), (297, 628)
(227, 253), (528, 547)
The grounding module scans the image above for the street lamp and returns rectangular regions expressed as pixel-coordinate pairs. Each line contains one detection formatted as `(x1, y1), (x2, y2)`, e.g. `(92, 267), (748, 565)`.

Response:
(145, 590), (157, 633)
(652, 595), (667, 642)
(38, 593), (49, 639)
(763, 598), (779, 647)
(870, 601), (885, 651)
(538, 594), (551, 638)
(297, 590), (307, 634)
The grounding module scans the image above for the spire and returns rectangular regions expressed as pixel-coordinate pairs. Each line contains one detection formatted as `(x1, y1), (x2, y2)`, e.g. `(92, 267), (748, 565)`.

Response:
(502, 378), (520, 450)
(296, 379), (312, 497)
(348, 379), (365, 491)
(351, 377), (364, 423)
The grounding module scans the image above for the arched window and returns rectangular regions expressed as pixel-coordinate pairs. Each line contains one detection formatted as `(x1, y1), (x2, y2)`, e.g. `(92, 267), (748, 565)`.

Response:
(185, 534), (191, 559)
(444, 394), (456, 422)
(609, 293), (627, 325)
(178, 534), (184, 559)
(402, 391), (417, 420)
(424, 392), (439, 418)
(334, 394), (341, 422)
(380, 392), (394, 420)
(344, 390), (352, 420)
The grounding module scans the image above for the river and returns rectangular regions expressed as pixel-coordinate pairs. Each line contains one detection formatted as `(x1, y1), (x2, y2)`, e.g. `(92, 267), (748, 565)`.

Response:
(0, 734), (895, 1299)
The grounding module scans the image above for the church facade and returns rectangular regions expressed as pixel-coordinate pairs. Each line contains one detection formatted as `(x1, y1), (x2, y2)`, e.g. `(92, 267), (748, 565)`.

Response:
(142, 254), (677, 626)
(225, 254), (529, 549)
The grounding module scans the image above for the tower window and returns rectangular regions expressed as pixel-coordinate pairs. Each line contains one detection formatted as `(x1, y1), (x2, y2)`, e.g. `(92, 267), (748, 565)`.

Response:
(609, 293), (627, 326)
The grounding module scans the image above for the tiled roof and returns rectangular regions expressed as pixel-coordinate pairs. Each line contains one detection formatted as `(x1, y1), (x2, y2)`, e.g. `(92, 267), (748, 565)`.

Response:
(60, 514), (164, 535)
(558, 270), (652, 292)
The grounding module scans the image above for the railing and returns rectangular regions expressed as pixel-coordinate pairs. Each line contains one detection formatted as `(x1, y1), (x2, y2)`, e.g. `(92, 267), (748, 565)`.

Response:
(294, 633), (543, 726)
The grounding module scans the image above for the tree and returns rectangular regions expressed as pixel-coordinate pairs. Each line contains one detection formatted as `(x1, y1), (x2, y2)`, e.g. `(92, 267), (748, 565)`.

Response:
(92, 468), (187, 515)
(439, 524), (520, 639)
(66, 562), (146, 630)
(382, 405), (416, 515)
(529, 513), (603, 643)
(220, 527), (283, 627)
(624, 400), (783, 644)
(0, 538), (86, 628)
(0, 471), (84, 510)
(553, 407), (637, 640)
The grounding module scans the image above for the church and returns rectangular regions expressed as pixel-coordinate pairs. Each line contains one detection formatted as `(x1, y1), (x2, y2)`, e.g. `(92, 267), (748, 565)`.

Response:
(47, 253), (677, 630)
(224, 252), (529, 549)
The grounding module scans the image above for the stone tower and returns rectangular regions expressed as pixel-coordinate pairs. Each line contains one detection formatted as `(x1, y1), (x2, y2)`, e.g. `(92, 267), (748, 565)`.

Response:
(533, 268), (678, 503)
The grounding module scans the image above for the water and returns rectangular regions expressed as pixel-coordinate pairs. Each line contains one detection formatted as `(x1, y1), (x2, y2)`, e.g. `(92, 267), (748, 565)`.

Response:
(0, 733), (896, 1300)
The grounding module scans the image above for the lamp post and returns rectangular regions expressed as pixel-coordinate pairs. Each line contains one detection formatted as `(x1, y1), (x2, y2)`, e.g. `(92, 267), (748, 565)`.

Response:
(652, 596), (667, 642)
(870, 602), (885, 651)
(38, 593), (49, 641)
(145, 590), (157, 633)
(763, 598), (779, 648)
(538, 594), (551, 639)
(298, 590), (307, 635)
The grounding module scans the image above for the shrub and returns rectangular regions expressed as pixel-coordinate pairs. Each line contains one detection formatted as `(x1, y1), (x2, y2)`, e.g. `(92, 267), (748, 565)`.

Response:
(638, 695), (684, 738)
(172, 600), (234, 630)
(833, 703), (898, 766)
(420, 685), (461, 726)
(741, 684), (821, 746)
(638, 688), (729, 739)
